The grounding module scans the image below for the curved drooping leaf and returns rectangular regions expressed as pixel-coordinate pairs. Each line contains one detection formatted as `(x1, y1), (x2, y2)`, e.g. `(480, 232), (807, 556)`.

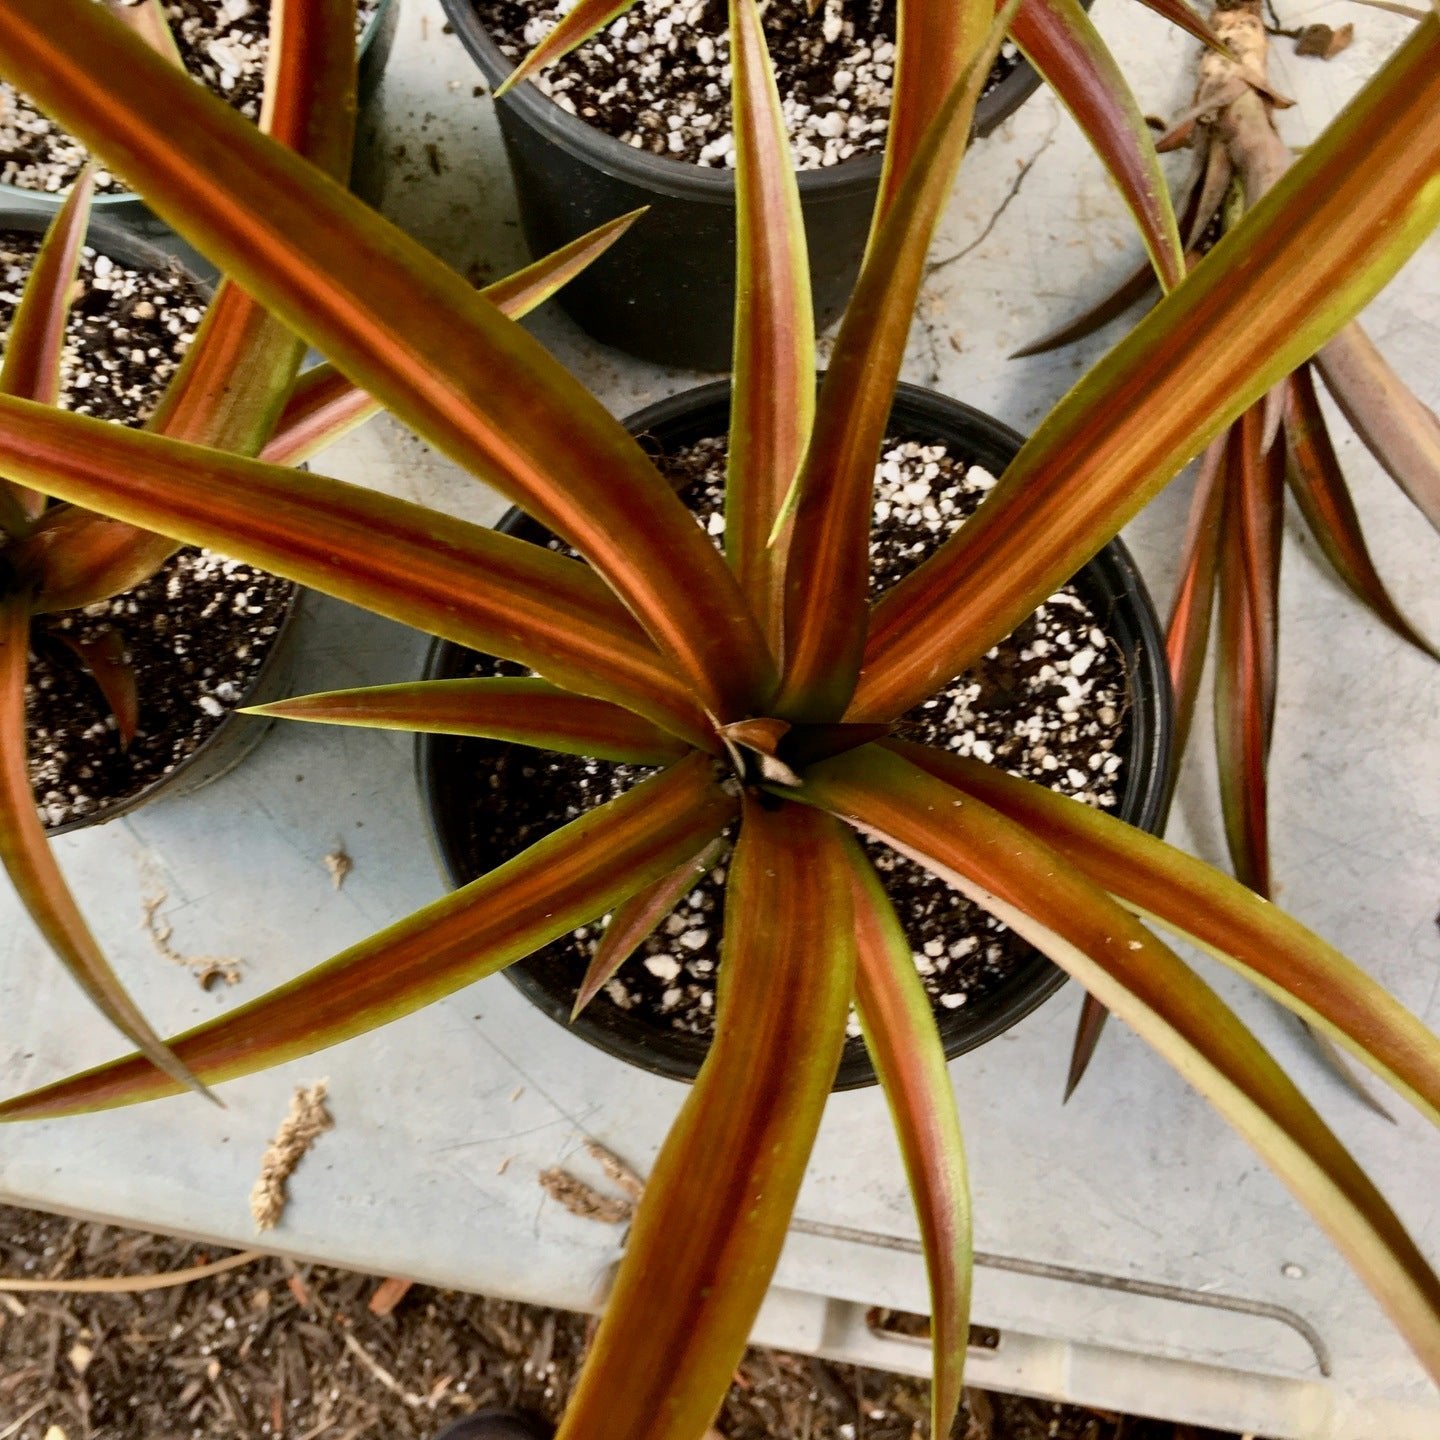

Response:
(0, 593), (208, 1102)
(725, 0), (814, 652)
(0, 0), (775, 722)
(1214, 406), (1282, 898)
(797, 744), (1440, 1382)
(1316, 323), (1440, 534)
(249, 677), (690, 765)
(556, 797), (855, 1440)
(262, 210), (646, 468)
(1166, 438), (1226, 758)
(847, 834), (971, 1440)
(776, 0), (1019, 721)
(1012, 0), (1184, 290)
(1284, 366), (1438, 658)
(851, 17), (1440, 720)
(885, 740), (1440, 1126)
(1012, 146), (1228, 359)
(0, 398), (713, 747)
(0, 754), (735, 1121)
(0, 168), (96, 531)
(572, 839), (725, 1019)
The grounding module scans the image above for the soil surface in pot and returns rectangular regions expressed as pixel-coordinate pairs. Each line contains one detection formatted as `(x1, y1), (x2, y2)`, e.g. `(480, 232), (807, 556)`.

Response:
(0, 229), (293, 827)
(474, 0), (1021, 168)
(0, 0), (379, 195)
(450, 434), (1133, 1043)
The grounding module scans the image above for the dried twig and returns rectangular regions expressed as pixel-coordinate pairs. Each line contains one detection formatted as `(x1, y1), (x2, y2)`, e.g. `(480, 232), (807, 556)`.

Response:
(0, 1249), (261, 1295)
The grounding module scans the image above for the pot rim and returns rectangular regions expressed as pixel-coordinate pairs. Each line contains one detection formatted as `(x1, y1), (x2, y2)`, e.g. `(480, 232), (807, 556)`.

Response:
(0, 206), (304, 835)
(415, 379), (1174, 1088)
(436, 0), (1049, 206)
(0, 0), (399, 216)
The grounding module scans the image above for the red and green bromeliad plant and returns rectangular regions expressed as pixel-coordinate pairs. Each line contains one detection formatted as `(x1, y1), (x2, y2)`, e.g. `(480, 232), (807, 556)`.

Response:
(0, 1), (1439, 1436)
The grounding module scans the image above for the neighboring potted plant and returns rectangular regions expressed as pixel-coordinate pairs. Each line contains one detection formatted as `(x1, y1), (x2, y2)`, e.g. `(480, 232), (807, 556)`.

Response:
(0, 4), (1439, 1440)
(0, 0), (400, 231)
(0, 202), (299, 837)
(1018, 0), (1440, 1096)
(0, 0), (636, 1118)
(437, 0), (1195, 367)
(418, 378), (1173, 1084)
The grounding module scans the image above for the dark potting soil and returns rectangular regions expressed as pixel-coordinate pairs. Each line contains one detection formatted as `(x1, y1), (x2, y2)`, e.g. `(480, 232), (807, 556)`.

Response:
(0, 230), (293, 827)
(476, 0), (1021, 168)
(450, 435), (1132, 1042)
(0, 232), (206, 424)
(0, 0), (379, 195)
(27, 552), (293, 828)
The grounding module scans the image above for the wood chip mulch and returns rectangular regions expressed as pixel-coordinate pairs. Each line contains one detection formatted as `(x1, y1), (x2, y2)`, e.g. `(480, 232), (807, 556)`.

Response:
(0, 1204), (1249, 1440)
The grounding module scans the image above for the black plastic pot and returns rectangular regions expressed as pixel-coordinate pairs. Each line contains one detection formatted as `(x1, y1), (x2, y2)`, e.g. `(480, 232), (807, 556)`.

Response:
(0, 0), (401, 236)
(418, 380), (1173, 1088)
(0, 207), (302, 837)
(439, 0), (1061, 369)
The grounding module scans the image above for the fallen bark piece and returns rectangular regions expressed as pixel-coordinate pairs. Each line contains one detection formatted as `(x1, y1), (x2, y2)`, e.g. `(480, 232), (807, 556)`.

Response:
(368, 1275), (415, 1317)
(250, 1082), (334, 1232)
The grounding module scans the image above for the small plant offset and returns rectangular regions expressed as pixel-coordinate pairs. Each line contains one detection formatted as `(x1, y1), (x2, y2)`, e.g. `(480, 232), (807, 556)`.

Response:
(0, 4), (1439, 1440)
(1021, 0), (1440, 1091)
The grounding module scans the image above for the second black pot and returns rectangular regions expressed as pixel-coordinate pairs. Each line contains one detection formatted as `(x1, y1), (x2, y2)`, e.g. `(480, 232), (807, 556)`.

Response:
(417, 381), (1173, 1089)
(440, 1), (1060, 370)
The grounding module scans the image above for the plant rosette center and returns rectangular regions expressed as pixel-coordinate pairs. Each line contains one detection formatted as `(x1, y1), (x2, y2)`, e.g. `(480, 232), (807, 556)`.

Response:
(423, 407), (1166, 1083)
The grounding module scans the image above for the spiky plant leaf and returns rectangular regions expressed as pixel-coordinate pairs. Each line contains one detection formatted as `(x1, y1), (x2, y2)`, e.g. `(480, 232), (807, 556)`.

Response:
(0, 169), (96, 531)
(555, 797), (855, 1440)
(1214, 405), (1283, 898)
(248, 677), (690, 765)
(0, 399), (713, 747)
(1012, 0), (1184, 289)
(1284, 366), (1438, 657)
(0, 592), (208, 1100)
(776, 0), (1020, 720)
(887, 741), (1440, 1126)
(572, 839), (725, 1018)
(262, 210), (646, 468)
(847, 835), (971, 1440)
(0, 754), (734, 1120)
(726, 0), (815, 652)
(1315, 323), (1440, 533)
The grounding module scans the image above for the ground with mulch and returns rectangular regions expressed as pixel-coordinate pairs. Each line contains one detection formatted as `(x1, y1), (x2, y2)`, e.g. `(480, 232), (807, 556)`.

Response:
(0, 1203), (1250, 1440)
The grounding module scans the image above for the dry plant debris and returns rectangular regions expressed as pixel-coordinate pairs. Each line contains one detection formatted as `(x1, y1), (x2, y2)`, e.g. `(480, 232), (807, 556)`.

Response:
(249, 1082), (334, 1233)
(323, 846), (353, 890)
(537, 1140), (646, 1225)
(141, 890), (243, 990)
